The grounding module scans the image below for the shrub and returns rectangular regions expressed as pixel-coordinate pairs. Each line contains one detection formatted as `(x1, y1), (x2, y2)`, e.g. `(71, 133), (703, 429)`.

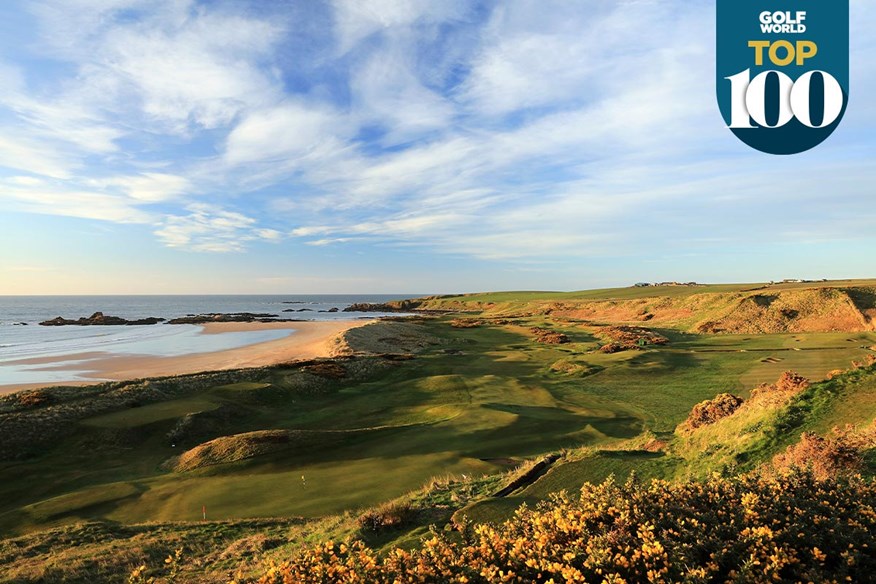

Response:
(301, 362), (347, 379)
(852, 356), (876, 370)
(774, 370), (810, 393)
(450, 319), (483, 328)
(356, 500), (416, 533)
(16, 390), (53, 408)
(599, 343), (623, 354)
(749, 371), (810, 405)
(529, 327), (570, 344)
(595, 326), (669, 354)
(682, 393), (745, 430)
(773, 422), (876, 479)
(600, 326), (669, 349)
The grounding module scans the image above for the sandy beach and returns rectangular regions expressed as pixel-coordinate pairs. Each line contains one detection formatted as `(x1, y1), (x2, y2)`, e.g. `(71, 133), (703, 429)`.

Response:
(0, 320), (367, 394)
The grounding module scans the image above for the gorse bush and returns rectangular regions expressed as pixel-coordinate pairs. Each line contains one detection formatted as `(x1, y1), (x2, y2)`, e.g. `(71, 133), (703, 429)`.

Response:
(680, 372), (812, 434)
(16, 389), (53, 408)
(773, 371), (811, 394)
(356, 500), (416, 533)
(681, 393), (744, 430)
(530, 327), (570, 345)
(598, 326), (669, 353)
(750, 371), (810, 402)
(773, 421), (876, 479)
(250, 471), (876, 584)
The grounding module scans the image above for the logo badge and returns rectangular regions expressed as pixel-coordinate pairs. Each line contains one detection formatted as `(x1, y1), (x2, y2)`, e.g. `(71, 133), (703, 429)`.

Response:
(717, 1), (849, 155)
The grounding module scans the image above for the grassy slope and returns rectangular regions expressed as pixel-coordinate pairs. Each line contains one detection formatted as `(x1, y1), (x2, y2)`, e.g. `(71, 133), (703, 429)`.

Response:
(413, 279), (876, 334)
(435, 279), (876, 303)
(461, 362), (876, 525)
(1, 283), (875, 582)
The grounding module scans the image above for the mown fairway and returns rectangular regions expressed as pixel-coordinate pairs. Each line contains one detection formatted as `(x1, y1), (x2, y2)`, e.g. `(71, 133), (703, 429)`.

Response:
(1, 317), (873, 535)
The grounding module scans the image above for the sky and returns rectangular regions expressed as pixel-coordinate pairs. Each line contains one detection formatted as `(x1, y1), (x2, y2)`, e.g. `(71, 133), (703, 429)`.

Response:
(0, 0), (874, 295)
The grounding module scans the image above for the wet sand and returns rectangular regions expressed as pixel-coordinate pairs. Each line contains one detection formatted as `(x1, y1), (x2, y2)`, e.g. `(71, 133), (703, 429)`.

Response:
(0, 320), (367, 395)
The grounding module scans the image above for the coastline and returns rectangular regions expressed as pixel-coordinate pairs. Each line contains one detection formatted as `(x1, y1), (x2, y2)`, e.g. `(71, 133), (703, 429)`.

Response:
(0, 320), (368, 395)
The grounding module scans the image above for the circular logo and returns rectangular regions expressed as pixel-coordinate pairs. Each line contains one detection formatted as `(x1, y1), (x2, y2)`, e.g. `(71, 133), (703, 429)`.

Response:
(716, 2), (849, 155)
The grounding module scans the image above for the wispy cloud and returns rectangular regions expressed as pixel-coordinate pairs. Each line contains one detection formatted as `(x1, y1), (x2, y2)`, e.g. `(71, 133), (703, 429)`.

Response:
(30, 0), (285, 133)
(154, 203), (281, 252)
(0, 176), (154, 223)
(0, 0), (873, 281)
(89, 173), (191, 202)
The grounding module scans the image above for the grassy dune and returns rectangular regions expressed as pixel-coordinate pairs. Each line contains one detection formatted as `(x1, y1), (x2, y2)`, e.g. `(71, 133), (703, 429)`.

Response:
(409, 279), (876, 333)
(1, 282), (875, 582)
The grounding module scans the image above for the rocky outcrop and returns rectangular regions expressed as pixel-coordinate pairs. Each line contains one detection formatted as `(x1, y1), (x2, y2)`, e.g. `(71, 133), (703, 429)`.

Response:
(343, 300), (422, 313)
(39, 312), (165, 326)
(343, 303), (403, 313)
(167, 313), (281, 324)
(38, 311), (309, 326)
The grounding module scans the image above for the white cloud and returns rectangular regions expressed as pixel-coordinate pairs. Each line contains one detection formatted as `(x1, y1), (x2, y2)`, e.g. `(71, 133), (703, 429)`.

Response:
(277, 1), (726, 259)
(0, 62), (123, 156)
(290, 226), (334, 237)
(254, 228), (283, 241)
(306, 237), (352, 247)
(331, 0), (469, 54)
(6, 176), (47, 187)
(154, 204), (280, 252)
(0, 133), (77, 179)
(0, 178), (153, 223)
(99, 14), (283, 131)
(349, 40), (456, 144)
(90, 173), (191, 202)
(224, 102), (346, 165)
(28, 0), (285, 133)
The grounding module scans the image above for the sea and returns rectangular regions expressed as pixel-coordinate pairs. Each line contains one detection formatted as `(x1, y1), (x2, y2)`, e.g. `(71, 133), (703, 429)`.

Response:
(0, 295), (416, 386)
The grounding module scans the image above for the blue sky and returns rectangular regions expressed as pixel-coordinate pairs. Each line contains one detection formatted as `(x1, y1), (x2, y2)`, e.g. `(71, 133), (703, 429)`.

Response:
(0, 0), (874, 294)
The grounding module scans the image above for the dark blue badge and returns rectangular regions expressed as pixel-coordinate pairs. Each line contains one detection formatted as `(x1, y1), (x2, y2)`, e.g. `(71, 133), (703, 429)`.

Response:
(717, 1), (849, 155)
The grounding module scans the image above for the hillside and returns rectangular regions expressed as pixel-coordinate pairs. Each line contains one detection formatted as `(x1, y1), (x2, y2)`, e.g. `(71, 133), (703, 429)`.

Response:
(1, 284), (875, 582)
(396, 280), (876, 334)
(230, 365), (876, 583)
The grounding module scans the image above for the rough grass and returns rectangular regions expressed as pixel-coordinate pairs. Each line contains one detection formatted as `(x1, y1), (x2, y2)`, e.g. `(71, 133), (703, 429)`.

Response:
(0, 518), (305, 583)
(81, 397), (221, 428)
